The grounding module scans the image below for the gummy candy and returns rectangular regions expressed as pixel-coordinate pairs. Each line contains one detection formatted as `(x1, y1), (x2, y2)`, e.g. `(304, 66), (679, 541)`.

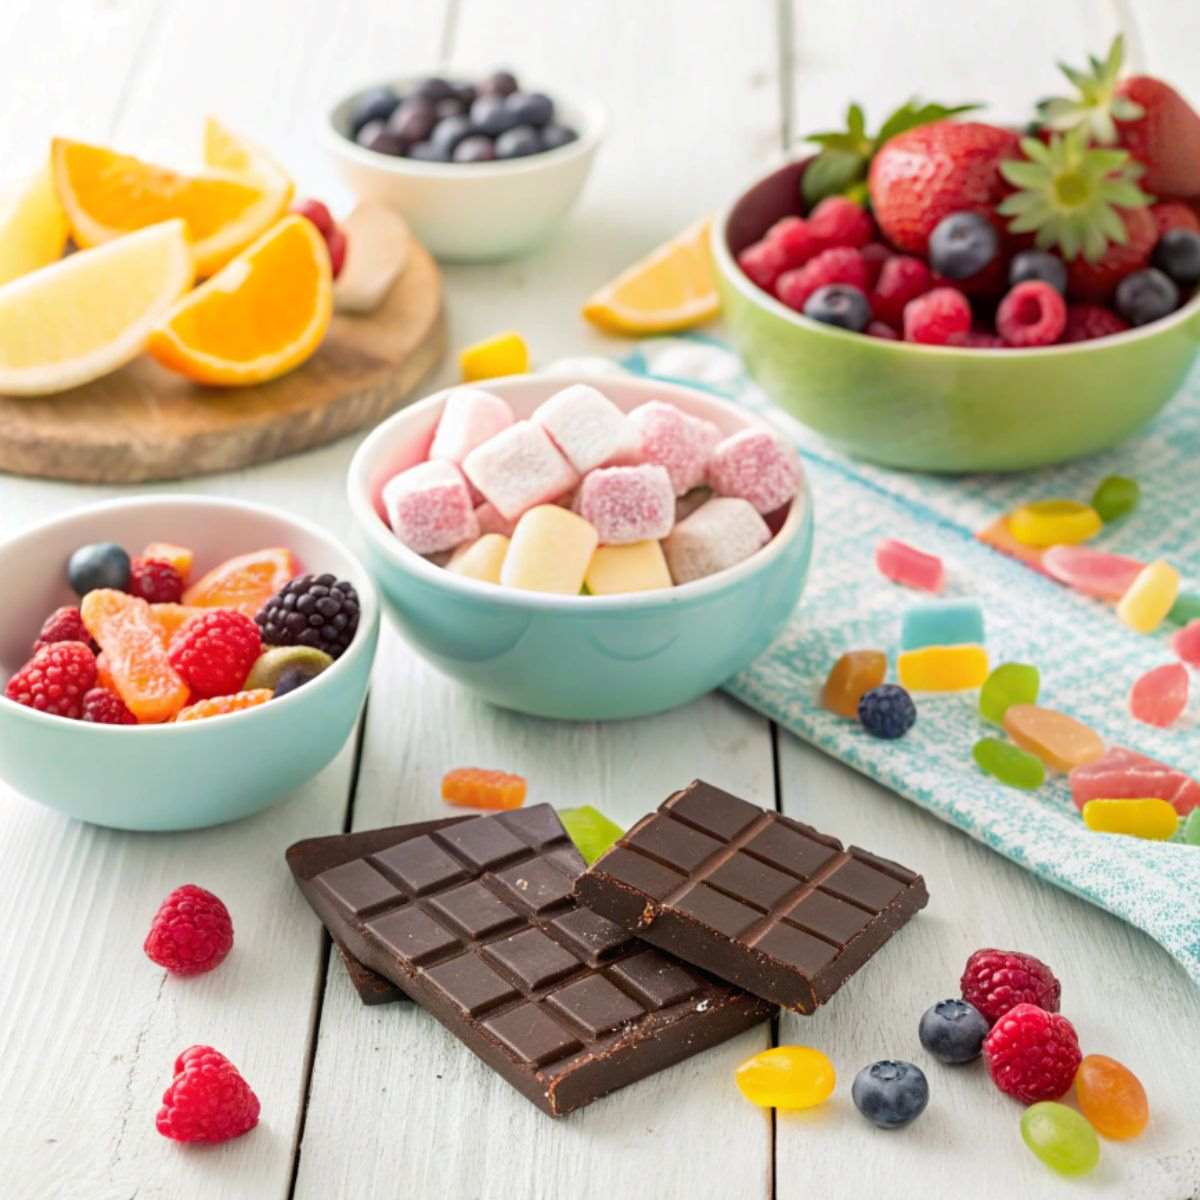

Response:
(979, 662), (1040, 724)
(559, 805), (623, 864)
(176, 689), (273, 721)
(897, 644), (988, 691)
(501, 506), (598, 594)
(735, 1046), (835, 1109)
(183, 548), (299, 617)
(1021, 1101), (1100, 1177)
(1007, 499), (1102, 548)
(441, 767), (527, 810)
(821, 649), (887, 719)
(1069, 746), (1200, 816)
(1090, 475), (1139, 523)
(142, 542), (194, 581)
(1172, 620), (1200, 667)
(1170, 591), (1200, 626)
(1082, 797), (1178, 841)
(900, 599), (984, 650)
(447, 534), (510, 584)
(972, 738), (1045, 790)
(1041, 545), (1143, 601)
(1117, 559), (1179, 634)
(459, 330), (530, 382)
(1075, 1054), (1148, 1140)
(584, 541), (672, 595)
(148, 603), (210, 646)
(1128, 662), (1188, 727)
(1184, 809), (1200, 845)
(874, 538), (944, 592)
(975, 516), (1051, 574)
(1002, 704), (1104, 771)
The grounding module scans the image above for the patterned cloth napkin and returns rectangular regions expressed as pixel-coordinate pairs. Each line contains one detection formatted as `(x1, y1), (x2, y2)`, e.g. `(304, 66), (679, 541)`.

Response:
(572, 334), (1200, 985)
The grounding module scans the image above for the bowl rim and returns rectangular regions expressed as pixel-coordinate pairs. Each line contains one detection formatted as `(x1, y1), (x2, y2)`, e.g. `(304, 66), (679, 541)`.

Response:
(711, 158), (1200, 357)
(322, 73), (608, 180)
(347, 373), (812, 613)
(0, 494), (379, 735)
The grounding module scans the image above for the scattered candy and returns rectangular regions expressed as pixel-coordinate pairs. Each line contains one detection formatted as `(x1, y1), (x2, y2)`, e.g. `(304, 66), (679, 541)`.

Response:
(1002, 704), (1104, 771)
(175, 690), (273, 721)
(857, 683), (917, 738)
(1007, 499), (1102, 548)
(918, 998), (989, 1064)
(1128, 662), (1188, 727)
(1091, 474), (1140, 522)
(1169, 591), (1200, 625)
(706, 428), (804, 515)
(821, 649), (887, 719)
(429, 387), (515, 465)
(533, 383), (634, 474)
(156, 1046), (260, 1144)
(1021, 1101), (1100, 1177)
(382, 460), (480, 555)
(463, 420), (578, 522)
(900, 599), (984, 651)
(972, 737), (1046, 790)
(984, 1003), (1081, 1103)
(897, 644), (988, 691)
(627, 401), (720, 495)
(851, 1060), (929, 1129)
(1082, 797), (1179, 840)
(446, 533), (510, 584)
(558, 805), (623, 864)
(501, 505), (598, 594)
(978, 661), (1040, 723)
(144, 883), (234, 976)
(1183, 809), (1200, 845)
(735, 1045), (835, 1109)
(584, 540), (672, 595)
(663, 497), (770, 585)
(1172, 619), (1200, 666)
(1041, 544), (1144, 600)
(459, 330), (530, 382)
(441, 766), (527, 810)
(1117, 559), (1180, 633)
(576, 464), (675, 544)
(975, 515), (1051, 573)
(874, 538), (944, 592)
(961, 947), (1061, 1023)
(1069, 746), (1200, 816)
(1075, 1054), (1148, 1140)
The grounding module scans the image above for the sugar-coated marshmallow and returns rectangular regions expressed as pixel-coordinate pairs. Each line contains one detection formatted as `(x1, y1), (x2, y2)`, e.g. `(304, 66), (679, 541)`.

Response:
(463, 421), (579, 521)
(429, 388), (515, 464)
(576, 464), (675, 545)
(383, 460), (479, 556)
(533, 384), (634, 474)
(627, 401), (721, 495)
(663, 497), (770, 584)
(707, 428), (803, 514)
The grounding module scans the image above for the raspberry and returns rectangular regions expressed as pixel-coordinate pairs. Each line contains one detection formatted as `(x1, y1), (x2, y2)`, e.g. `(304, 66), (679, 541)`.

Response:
(325, 226), (348, 280)
(961, 947), (1061, 1023)
(903, 287), (971, 345)
(81, 687), (137, 725)
(871, 255), (932, 326)
(256, 574), (361, 660)
(950, 329), (1006, 348)
(1061, 303), (1131, 343)
(156, 1045), (259, 1143)
(145, 884), (234, 975)
(776, 247), (868, 314)
(33, 605), (95, 654)
(168, 609), (262, 699)
(292, 197), (335, 237)
(996, 281), (1067, 347)
(737, 239), (788, 291)
(127, 556), (185, 604)
(5, 641), (97, 719)
(983, 1004), (1081, 1104)
(866, 320), (899, 340)
(807, 195), (874, 249)
(1150, 200), (1200, 237)
(859, 241), (891, 288)
(766, 216), (821, 269)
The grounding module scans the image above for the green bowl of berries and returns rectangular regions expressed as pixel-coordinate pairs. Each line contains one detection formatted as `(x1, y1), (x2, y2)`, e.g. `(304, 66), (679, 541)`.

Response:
(711, 38), (1200, 473)
(0, 495), (379, 831)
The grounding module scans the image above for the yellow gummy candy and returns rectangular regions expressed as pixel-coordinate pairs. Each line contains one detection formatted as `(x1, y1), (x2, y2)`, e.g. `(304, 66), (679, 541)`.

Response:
(897, 644), (988, 691)
(1083, 797), (1179, 841)
(459, 330), (530, 382)
(1003, 703), (1104, 772)
(446, 534), (509, 584)
(1117, 559), (1179, 634)
(1007, 499), (1102, 548)
(500, 505), (598, 594)
(736, 1045), (836, 1110)
(584, 540), (672, 595)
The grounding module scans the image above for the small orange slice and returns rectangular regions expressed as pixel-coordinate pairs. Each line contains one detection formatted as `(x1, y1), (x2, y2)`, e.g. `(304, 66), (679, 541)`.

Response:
(441, 767), (527, 811)
(176, 689), (273, 722)
(143, 542), (195, 581)
(202, 117), (293, 198)
(147, 215), (332, 385)
(183, 548), (298, 616)
(148, 603), (211, 645)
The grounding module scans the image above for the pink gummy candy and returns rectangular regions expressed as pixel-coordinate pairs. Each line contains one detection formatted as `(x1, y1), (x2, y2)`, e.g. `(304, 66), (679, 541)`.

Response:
(706, 428), (804, 515)
(429, 388), (514, 464)
(1042, 544), (1145, 601)
(627, 401), (721, 495)
(1129, 662), (1189, 728)
(533, 384), (632, 474)
(1070, 746), (1200, 815)
(576, 464), (675, 545)
(382, 460), (479, 555)
(462, 421), (579, 521)
(874, 538), (944, 592)
(1173, 619), (1200, 667)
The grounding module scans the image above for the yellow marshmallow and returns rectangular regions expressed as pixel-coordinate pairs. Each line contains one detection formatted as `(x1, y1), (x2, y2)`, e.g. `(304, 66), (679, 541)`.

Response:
(446, 534), (509, 584)
(585, 541), (672, 595)
(500, 506), (598, 594)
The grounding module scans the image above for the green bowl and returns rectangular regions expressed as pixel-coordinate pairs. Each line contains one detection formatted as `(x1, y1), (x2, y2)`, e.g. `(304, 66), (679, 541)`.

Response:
(711, 160), (1200, 473)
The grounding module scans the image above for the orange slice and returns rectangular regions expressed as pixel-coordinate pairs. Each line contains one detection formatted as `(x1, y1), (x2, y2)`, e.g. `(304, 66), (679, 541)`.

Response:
(52, 137), (290, 276)
(183, 548), (298, 616)
(202, 117), (293, 199)
(143, 542), (195, 581)
(582, 218), (720, 335)
(148, 603), (210, 645)
(176, 689), (273, 722)
(147, 215), (332, 385)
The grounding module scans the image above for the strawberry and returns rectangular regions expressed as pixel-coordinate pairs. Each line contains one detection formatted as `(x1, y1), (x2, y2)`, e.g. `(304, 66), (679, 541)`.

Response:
(1150, 200), (1200, 236)
(1115, 76), (1200, 198)
(1066, 204), (1157, 301)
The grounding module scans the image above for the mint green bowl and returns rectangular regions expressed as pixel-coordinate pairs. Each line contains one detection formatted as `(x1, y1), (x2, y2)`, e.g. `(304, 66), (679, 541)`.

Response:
(0, 496), (379, 831)
(347, 375), (813, 720)
(712, 160), (1200, 472)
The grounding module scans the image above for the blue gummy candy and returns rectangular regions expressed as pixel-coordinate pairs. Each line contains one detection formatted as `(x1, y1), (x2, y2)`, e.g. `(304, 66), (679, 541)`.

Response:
(900, 599), (985, 651)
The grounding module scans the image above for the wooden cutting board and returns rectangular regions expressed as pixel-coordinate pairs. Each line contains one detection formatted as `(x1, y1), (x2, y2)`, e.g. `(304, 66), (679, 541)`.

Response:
(0, 212), (445, 484)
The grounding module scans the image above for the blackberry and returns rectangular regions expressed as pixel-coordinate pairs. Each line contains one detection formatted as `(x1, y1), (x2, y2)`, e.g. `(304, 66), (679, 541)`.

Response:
(256, 574), (360, 659)
(858, 684), (917, 739)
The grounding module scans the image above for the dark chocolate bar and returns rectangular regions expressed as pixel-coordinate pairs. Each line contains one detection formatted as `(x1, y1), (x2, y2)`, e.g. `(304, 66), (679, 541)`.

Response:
(291, 804), (773, 1116)
(574, 781), (928, 1013)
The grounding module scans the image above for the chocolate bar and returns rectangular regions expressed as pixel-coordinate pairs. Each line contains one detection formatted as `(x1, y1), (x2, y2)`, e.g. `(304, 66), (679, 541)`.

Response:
(291, 804), (772, 1116)
(574, 781), (928, 1013)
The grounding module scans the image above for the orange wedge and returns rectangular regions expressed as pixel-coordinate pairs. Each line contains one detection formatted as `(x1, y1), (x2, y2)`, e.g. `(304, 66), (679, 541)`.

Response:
(183, 547), (298, 615)
(582, 218), (720, 335)
(202, 117), (293, 199)
(147, 215), (332, 386)
(52, 137), (290, 276)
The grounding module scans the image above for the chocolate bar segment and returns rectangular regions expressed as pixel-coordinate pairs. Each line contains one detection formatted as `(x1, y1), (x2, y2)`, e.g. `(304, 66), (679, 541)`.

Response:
(291, 805), (772, 1116)
(574, 781), (928, 1013)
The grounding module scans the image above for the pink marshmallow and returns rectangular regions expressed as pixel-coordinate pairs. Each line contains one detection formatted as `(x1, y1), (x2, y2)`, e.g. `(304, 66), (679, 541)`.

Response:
(382, 460), (479, 555)
(663, 497), (770, 584)
(628, 401), (721, 495)
(474, 502), (517, 538)
(462, 420), (579, 521)
(707, 428), (803, 514)
(533, 384), (633, 474)
(576, 464), (675, 545)
(429, 388), (515, 464)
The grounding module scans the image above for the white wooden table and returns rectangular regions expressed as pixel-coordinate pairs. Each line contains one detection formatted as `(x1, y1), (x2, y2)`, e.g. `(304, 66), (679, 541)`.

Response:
(2, 3), (1199, 1198)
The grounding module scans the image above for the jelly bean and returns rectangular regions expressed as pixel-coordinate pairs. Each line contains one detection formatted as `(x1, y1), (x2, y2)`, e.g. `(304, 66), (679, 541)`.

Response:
(1184, 808), (1200, 846)
(1007, 499), (1102, 548)
(1170, 591), (1200, 626)
(972, 737), (1046, 790)
(900, 599), (984, 651)
(1082, 797), (1179, 840)
(1003, 704), (1104, 771)
(1041, 544), (1144, 601)
(1075, 1054), (1148, 1140)
(821, 649), (887, 719)
(1020, 1101), (1100, 1176)
(441, 767), (527, 810)
(897, 644), (988, 691)
(979, 662), (1040, 724)
(735, 1046), (835, 1109)
(1128, 662), (1188, 727)
(459, 330), (531, 382)
(1117, 559), (1180, 634)
(1090, 475), (1139, 523)
(559, 805), (623, 865)
(874, 538), (944, 592)
(1173, 620), (1200, 667)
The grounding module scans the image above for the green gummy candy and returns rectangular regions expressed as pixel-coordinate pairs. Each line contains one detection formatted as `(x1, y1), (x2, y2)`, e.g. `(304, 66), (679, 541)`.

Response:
(973, 738), (1045, 790)
(1090, 474), (1139, 523)
(559, 805), (623, 865)
(1170, 591), (1200, 626)
(245, 645), (334, 690)
(1021, 1102), (1099, 1177)
(1184, 809), (1200, 847)
(979, 662), (1040, 724)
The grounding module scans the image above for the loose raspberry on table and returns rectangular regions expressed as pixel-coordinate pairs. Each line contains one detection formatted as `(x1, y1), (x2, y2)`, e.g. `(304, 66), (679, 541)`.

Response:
(996, 281), (1066, 347)
(776, 247), (868, 314)
(807, 195), (874, 249)
(144, 884), (234, 975)
(156, 1045), (259, 1144)
(902, 287), (971, 345)
(1060, 303), (1131, 343)
(961, 947), (1061, 1023)
(168, 609), (262, 699)
(33, 605), (95, 653)
(127, 556), (185, 604)
(5, 641), (97, 719)
(766, 215), (821, 270)
(871, 255), (932, 327)
(983, 1003), (1081, 1104)
(81, 687), (137, 725)
(737, 239), (788, 291)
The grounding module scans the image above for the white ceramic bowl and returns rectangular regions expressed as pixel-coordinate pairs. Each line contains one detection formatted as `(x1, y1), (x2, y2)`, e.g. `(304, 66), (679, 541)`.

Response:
(322, 77), (606, 262)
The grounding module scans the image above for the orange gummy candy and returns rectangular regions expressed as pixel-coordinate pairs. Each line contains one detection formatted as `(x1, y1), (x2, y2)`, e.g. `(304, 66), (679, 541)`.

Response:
(142, 542), (194, 581)
(149, 603), (210, 646)
(95, 652), (116, 693)
(183, 547), (298, 616)
(441, 767), (527, 810)
(821, 649), (887, 719)
(176, 689), (273, 722)
(81, 589), (190, 723)
(1075, 1054), (1149, 1140)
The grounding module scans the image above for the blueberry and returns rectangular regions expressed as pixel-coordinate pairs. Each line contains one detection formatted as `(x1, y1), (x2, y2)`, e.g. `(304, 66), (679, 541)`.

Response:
(67, 542), (130, 595)
(435, 97), (466, 120)
(802, 284), (871, 331)
(429, 115), (474, 157)
(504, 91), (554, 128)
(1114, 267), (1179, 326)
(386, 98), (436, 144)
(454, 82), (478, 108)
(857, 684), (916, 739)
(357, 123), (409, 157)
(273, 668), (316, 698)
(1009, 250), (1068, 295)
(540, 124), (578, 152)
(852, 1061), (929, 1129)
(929, 212), (998, 280)
(408, 140), (449, 162)
(494, 125), (542, 159)
(412, 76), (455, 102)
(470, 94), (520, 137)
(478, 69), (519, 98)
(453, 135), (496, 163)
(919, 998), (990, 1064)
(1152, 229), (1200, 288)
(348, 85), (399, 137)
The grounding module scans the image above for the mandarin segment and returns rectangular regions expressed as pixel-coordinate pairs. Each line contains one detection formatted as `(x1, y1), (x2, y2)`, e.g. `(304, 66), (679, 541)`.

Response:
(182, 548), (298, 616)
(441, 767), (528, 811)
(175, 689), (272, 722)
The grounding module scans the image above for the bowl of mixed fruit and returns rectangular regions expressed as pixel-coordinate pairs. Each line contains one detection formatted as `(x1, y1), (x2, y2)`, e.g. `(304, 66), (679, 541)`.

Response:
(711, 37), (1200, 472)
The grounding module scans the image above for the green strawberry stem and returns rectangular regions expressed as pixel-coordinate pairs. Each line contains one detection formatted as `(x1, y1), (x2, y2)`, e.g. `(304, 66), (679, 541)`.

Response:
(1038, 35), (1145, 143)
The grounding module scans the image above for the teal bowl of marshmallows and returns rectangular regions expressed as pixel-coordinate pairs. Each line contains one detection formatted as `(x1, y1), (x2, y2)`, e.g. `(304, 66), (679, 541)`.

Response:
(347, 374), (813, 720)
